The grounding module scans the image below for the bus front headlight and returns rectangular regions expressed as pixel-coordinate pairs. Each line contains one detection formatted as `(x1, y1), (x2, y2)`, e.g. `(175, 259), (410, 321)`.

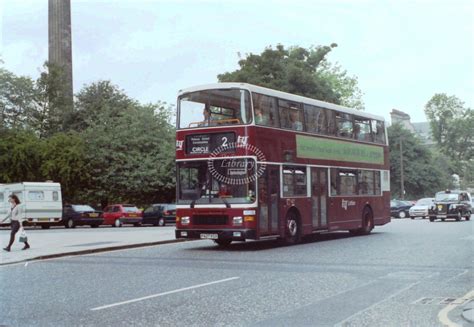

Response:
(181, 216), (190, 225)
(233, 216), (243, 226)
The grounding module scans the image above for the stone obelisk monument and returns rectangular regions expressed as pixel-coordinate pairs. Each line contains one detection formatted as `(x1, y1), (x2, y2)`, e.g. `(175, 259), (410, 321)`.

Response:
(48, 0), (73, 107)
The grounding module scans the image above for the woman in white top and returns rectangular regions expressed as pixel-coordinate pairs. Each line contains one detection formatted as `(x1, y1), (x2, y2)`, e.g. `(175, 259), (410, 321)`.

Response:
(2, 194), (30, 251)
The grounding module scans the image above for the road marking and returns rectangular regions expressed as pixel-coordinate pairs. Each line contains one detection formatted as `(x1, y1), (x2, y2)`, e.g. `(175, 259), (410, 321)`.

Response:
(444, 269), (468, 283)
(90, 276), (240, 311)
(438, 289), (474, 327)
(334, 281), (420, 327)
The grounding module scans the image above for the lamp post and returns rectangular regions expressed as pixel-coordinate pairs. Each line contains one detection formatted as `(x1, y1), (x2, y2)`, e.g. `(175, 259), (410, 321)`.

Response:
(399, 135), (405, 200)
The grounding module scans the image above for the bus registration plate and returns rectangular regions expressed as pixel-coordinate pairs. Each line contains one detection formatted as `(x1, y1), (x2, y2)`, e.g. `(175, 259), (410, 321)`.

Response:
(200, 233), (218, 240)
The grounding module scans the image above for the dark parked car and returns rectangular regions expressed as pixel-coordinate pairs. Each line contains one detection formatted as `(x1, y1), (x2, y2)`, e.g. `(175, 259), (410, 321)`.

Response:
(429, 190), (472, 222)
(63, 204), (103, 228)
(142, 204), (176, 226)
(390, 200), (413, 218)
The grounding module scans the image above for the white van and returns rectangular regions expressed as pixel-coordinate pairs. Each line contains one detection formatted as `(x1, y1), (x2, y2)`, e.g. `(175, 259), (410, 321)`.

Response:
(0, 182), (63, 229)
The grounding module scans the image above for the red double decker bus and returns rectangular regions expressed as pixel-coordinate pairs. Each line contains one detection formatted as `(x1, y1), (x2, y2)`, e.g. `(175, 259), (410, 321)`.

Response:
(175, 83), (390, 246)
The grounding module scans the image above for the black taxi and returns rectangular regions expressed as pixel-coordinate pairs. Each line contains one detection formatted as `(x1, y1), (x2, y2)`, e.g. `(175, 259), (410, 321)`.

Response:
(429, 190), (472, 222)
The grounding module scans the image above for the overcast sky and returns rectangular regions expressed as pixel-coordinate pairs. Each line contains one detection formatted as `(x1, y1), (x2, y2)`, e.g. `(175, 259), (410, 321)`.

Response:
(1, 0), (473, 123)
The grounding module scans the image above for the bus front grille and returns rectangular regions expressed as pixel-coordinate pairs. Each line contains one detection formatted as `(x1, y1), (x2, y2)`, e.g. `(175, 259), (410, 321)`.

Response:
(193, 215), (228, 225)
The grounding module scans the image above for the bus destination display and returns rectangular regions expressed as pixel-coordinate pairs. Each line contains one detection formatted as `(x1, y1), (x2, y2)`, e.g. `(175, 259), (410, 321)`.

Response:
(186, 132), (235, 155)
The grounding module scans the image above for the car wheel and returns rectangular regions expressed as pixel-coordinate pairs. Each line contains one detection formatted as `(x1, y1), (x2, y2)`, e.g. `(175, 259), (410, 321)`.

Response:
(214, 239), (232, 247)
(133, 222), (141, 227)
(67, 219), (75, 229)
(465, 212), (471, 220)
(398, 211), (406, 219)
(158, 218), (165, 227)
(90, 224), (99, 228)
(456, 211), (462, 222)
(114, 219), (122, 227)
(429, 216), (435, 222)
(410, 216), (414, 220)
(441, 218), (445, 222)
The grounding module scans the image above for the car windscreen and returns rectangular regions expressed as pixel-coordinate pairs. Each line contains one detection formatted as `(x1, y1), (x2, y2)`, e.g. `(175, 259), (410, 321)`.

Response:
(72, 205), (95, 212)
(123, 206), (140, 212)
(415, 198), (433, 206)
(435, 193), (458, 201)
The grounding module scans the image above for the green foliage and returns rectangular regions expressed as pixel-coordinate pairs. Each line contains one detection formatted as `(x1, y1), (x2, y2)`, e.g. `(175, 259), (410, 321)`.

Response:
(40, 132), (89, 202)
(77, 81), (175, 207)
(424, 93), (474, 188)
(0, 67), (176, 206)
(0, 129), (43, 182)
(34, 62), (74, 137)
(218, 44), (364, 109)
(388, 123), (453, 199)
(0, 68), (37, 130)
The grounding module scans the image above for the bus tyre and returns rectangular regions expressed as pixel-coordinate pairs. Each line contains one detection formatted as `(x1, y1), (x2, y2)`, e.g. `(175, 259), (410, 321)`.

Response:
(284, 211), (301, 244)
(350, 207), (374, 236)
(214, 239), (232, 247)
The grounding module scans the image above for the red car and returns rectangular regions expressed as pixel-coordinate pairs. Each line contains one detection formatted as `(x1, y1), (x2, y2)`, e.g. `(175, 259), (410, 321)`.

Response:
(102, 204), (143, 227)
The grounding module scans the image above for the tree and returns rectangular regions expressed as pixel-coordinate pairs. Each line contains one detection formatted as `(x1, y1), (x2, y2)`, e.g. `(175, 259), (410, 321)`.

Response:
(77, 81), (175, 207)
(40, 132), (90, 202)
(388, 123), (453, 199)
(33, 62), (74, 137)
(425, 93), (473, 161)
(0, 129), (43, 183)
(0, 68), (37, 131)
(0, 63), (73, 137)
(218, 44), (364, 109)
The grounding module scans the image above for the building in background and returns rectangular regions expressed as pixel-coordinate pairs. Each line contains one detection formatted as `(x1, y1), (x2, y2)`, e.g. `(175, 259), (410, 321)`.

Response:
(390, 109), (435, 146)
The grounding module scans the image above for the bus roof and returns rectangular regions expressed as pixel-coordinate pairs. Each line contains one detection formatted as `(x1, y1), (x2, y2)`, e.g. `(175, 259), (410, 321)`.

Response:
(178, 82), (385, 122)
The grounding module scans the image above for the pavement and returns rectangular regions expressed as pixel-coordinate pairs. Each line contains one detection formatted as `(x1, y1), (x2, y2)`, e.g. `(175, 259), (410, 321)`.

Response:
(0, 225), (181, 265)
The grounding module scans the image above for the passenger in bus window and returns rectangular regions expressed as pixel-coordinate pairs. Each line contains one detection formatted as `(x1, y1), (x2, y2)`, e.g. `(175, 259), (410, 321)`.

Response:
(290, 109), (303, 131)
(198, 107), (215, 127)
(255, 108), (269, 125)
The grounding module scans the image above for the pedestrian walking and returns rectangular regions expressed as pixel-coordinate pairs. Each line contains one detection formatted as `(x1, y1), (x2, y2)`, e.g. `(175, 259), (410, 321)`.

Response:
(2, 194), (30, 251)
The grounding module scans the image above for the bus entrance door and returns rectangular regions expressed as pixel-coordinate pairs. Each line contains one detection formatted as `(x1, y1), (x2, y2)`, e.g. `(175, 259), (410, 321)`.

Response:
(311, 168), (328, 229)
(258, 166), (280, 236)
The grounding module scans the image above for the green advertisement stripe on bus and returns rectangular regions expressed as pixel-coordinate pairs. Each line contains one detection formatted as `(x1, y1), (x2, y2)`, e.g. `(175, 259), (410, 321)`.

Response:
(296, 135), (384, 165)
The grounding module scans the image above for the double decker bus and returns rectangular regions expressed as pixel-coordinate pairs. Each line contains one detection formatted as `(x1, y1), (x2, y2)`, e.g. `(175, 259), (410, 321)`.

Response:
(175, 83), (390, 246)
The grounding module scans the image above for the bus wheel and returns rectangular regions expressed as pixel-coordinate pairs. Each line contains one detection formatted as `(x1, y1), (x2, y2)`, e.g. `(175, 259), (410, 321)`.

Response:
(351, 207), (373, 236)
(214, 239), (232, 247)
(284, 211), (301, 244)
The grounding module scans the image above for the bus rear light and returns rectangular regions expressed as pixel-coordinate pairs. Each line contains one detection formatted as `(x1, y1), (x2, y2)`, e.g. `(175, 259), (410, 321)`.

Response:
(233, 216), (243, 226)
(181, 216), (190, 225)
(244, 216), (255, 222)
